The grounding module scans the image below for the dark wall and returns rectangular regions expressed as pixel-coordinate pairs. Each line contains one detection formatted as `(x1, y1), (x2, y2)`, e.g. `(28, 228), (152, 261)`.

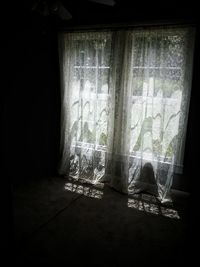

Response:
(2, 4), (62, 253)
(183, 26), (199, 190)
(3, 2), (61, 184)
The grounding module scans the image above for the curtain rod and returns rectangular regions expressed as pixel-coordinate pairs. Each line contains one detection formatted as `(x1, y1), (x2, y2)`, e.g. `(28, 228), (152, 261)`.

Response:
(57, 19), (196, 33)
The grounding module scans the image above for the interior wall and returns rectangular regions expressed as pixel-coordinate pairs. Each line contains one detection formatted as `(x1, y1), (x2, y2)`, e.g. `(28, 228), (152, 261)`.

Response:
(183, 25), (199, 193)
(3, 2), (61, 184)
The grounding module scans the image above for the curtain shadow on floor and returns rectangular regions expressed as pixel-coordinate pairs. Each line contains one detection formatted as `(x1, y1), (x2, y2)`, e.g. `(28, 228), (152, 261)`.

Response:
(64, 175), (180, 220)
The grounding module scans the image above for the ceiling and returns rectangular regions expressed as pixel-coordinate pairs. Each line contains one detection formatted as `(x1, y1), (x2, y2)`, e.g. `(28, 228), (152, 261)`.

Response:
(8, 0), (199, 31)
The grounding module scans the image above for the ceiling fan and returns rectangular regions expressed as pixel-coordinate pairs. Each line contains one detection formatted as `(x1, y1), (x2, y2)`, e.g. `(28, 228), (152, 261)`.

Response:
(31, 0), (116, 21)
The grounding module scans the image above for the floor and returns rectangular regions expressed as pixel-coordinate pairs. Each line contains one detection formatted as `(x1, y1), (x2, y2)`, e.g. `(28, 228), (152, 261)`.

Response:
(13, 176), (193, 265)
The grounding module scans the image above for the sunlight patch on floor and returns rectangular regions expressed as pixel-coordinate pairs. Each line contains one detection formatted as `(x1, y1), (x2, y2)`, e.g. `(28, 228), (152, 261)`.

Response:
(128, 196), (180, 219)
(64, 182), (104, 199)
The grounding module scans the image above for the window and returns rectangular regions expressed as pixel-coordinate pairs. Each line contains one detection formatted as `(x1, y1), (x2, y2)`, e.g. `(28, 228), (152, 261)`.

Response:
(59, 27), (195, 202)
(130, 31), (188, 166)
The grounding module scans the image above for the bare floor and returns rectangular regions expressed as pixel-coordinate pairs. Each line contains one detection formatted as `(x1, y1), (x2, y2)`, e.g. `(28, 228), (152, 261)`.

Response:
(13, 176), (193, 266)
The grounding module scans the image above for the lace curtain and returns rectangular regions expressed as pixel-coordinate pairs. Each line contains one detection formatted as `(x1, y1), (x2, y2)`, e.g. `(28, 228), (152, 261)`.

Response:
(58, 27), (195, 203)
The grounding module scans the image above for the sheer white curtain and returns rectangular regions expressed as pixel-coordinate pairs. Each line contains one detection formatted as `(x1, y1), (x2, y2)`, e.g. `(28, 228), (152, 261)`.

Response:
(59, 27), (195, 203)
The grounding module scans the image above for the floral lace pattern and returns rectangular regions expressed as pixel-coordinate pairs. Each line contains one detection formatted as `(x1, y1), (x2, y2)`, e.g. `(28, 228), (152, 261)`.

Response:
(59, 27), (195, 202)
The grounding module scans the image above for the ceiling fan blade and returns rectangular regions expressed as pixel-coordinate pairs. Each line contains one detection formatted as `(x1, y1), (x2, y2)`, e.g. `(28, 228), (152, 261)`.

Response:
(50, 1), (72, 20)
(88, 0), (116, 6)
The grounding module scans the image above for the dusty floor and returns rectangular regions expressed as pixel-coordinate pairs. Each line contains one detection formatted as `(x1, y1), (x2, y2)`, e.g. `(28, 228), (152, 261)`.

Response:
(13, 176), (193, 265)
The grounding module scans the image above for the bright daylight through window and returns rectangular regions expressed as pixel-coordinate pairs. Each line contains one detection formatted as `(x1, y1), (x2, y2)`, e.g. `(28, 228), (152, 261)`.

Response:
(59, 27), (195, 203)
